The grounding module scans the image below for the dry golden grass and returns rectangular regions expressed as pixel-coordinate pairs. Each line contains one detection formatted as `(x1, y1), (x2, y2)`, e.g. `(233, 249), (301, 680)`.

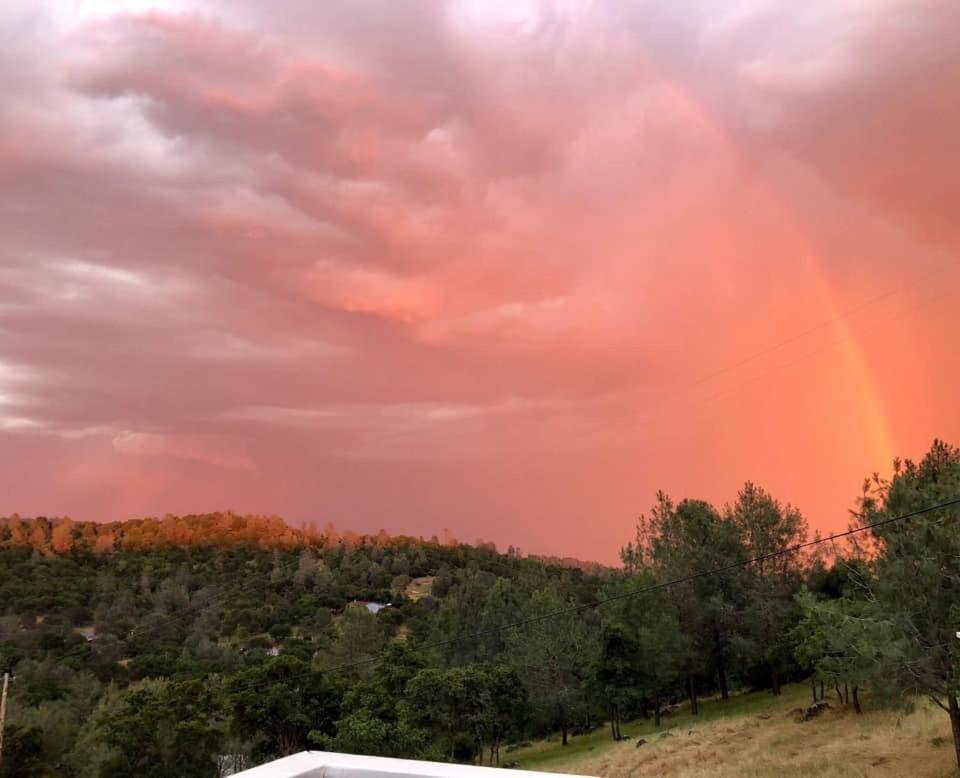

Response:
(405, 576), (435, 601)
(532, 687), (959, 777)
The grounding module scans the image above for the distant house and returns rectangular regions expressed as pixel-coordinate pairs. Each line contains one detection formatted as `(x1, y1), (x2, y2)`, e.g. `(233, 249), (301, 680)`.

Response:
(266, 646), (281, 657)
(75, 626), (96, 642)
(349, 601), (391, 615)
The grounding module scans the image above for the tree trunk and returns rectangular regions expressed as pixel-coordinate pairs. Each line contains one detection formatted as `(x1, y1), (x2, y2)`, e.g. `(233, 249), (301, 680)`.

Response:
(835, 683), (844, 705)
(561, 723), (568, 747)
(715, 627), (729, 701)
(843, 682), (849, 705)
(654, 689), (661, 728)
(811, 679), (817, 703)
(688, 673), (699, 715)
(820, 680), (825, 700)
(948, 695), (960, 769)
(771, 666), (781, 696)
(852, 686), (862, 715)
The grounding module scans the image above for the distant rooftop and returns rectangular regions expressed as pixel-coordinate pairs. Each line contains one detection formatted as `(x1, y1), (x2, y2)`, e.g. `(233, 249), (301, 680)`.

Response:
(350, 600), (391, 614)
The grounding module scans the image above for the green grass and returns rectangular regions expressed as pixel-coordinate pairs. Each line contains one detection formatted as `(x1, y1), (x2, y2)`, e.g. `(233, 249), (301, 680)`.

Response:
(508, 683), (810, 772)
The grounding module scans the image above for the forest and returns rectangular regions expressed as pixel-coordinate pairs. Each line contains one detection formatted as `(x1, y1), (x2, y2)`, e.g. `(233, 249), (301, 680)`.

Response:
(1, 438), (959, 777)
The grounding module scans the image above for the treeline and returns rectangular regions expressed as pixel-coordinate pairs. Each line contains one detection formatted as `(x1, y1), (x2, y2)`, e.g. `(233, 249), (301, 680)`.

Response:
(0, 512), (607, 576)
(1, 513), (456, 555)
(2, 439), (960, 776)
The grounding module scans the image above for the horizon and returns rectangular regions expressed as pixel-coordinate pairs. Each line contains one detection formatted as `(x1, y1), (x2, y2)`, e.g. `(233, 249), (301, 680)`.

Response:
(2, 1), (959, 565)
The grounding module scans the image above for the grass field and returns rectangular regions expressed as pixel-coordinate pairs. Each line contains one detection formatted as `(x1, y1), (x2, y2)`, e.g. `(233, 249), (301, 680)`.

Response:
(507, 684), (959, 777)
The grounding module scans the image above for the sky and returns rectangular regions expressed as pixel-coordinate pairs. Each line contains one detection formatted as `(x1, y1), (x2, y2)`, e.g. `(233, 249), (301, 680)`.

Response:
(1, 0), (959, 563)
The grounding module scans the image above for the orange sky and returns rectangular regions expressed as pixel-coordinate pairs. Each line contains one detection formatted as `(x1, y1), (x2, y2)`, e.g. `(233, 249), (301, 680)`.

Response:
(1, 0), (958, 562)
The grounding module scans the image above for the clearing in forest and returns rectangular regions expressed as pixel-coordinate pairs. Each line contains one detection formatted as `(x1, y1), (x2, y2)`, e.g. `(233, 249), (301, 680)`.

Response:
(405, 576), (435, 601)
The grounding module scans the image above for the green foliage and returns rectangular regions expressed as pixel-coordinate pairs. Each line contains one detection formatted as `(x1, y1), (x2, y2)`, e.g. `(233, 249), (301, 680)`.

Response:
(5, 440), (960, 773)
(401, 664), (528, 764)
(0, 530), (605, 774)
(503, 589), (597, 741)
(96, 679), (225, 778)
(627, 494), (748, 708)
(727, 483), (808, 693)
(0, 725), (52, 778)
(793, 440), (960, 762)
(228, 656), (342, 761)
(319, 645), (428, 757)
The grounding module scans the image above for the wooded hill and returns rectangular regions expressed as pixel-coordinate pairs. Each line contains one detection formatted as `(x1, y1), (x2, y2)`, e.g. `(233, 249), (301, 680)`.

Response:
(2, 438), (959, 777)
(0, 512), (608, 576)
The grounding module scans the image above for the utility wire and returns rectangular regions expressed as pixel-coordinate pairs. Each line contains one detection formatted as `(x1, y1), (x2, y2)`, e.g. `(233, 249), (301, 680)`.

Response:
(26, 266), (960, 660)
(689, 262), (952, 390)
(33, 495), (960, 688)
(35, 494), (960, 707)
(611, 264), (960, 443)
(322, 495), (960, 673)
(41, 496), (960, 672)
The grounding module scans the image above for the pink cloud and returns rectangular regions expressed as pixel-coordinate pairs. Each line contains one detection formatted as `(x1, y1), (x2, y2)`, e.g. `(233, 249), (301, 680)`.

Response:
(0, 1), (958, 561)
(112, 431), (256, 470)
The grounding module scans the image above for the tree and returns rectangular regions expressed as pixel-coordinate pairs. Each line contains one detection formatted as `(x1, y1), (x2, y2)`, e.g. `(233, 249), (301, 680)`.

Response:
(228, 657), (342, 761)
(503, 590), (596, 746)
(794, 589), (892, 714)
(401, 668), (462, 760)
(0, 725), (49, 778)
(849, 440), (960, 766)
(603, 572), (688, 727)
(96, 679), (225, 778)
(401, 665), (527, 763)
(626, 493), (745, 709)
(432, 573), (521, 666)
(592, 625), (641, 740)
(323, 606), (386, 676)
(324, 645), (427, 758)
(474, 665), (527, 765)
(727, 483), (808, 695)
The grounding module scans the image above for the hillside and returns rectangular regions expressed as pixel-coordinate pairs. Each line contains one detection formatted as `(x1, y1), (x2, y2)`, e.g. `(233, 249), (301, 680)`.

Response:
(0, 512), (608, 575)
(0, 515), (610, 776)
(511, 684), (957, 777)
(2, 441), (960, 777)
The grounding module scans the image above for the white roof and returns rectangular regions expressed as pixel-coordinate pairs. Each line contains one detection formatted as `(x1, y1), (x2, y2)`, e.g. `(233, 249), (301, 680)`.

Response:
(233, 751), (593, 778)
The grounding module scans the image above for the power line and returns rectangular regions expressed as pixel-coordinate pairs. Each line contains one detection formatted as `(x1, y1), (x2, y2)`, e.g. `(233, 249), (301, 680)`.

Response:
(698, 273), (960, 410)
(323, 495), (960, 673)
(27, 495), (960, 695)
(689, 262), (952, 390)
(612, 264), (960, 440)
(27, 494), (960, 709)
(17, 269), (960, 662)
